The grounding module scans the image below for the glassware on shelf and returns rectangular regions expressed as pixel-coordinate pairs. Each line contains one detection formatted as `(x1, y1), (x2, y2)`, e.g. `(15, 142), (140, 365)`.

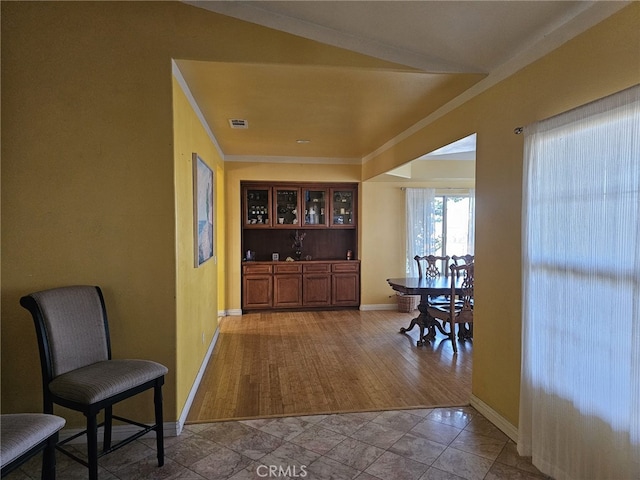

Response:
(303, 189), (326, 226)
(245, 188), (270, 225)
(275, 189), (299, 225)
(332, 190), (354, 226)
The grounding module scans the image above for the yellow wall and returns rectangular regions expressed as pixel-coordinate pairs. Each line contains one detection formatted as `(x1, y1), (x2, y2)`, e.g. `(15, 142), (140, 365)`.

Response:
(172, 76), (223, 418)
(1, 2), (179, 423)
(362, 4), (640, 426)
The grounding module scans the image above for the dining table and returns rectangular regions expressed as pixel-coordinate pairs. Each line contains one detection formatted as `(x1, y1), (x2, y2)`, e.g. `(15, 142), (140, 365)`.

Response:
(387, 275), (465, 346)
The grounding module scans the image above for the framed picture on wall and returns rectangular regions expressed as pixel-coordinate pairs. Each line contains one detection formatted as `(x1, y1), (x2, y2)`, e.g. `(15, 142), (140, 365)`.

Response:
(193, 153), (214, 267)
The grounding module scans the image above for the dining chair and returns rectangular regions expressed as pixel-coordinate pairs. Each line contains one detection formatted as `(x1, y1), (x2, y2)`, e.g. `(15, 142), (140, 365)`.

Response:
(414, 255), (451, 278)
(20, 285), (168, 480)
(1, 413), (65, 479)
(414, 255), (452, 307)
(426, 263), (474, 353)
(452, 254), (474, 266)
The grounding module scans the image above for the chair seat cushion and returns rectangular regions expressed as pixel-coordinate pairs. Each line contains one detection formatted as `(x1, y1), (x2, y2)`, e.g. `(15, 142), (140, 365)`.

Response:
(0, 414), (66, 467)
(49, 359), (168, 405)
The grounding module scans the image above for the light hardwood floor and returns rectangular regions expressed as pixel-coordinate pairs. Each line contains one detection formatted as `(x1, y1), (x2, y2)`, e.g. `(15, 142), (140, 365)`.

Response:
(187, 309), (472, 423)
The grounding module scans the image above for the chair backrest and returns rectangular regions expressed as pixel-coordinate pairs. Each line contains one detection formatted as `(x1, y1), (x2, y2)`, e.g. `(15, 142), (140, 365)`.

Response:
(449, 263), (474, 322)
(451, 254), (474, 266)
(414, 255), (450, 278)
(20, 286), (111, 380)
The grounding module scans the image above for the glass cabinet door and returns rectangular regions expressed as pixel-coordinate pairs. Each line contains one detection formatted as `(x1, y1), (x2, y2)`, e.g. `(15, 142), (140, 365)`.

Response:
(244, 186), (271, 227)
(302, 188), (327, 227)
(331, 188), (356, 227)
(274, 187), (300, 226)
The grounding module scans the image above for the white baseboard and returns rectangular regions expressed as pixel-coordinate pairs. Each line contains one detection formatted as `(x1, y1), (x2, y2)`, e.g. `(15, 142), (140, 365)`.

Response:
(176, 324), (220, 435)
(360, 304), (398, 311)
(220, 308), (243, 316)
(470, 394), (518, 442)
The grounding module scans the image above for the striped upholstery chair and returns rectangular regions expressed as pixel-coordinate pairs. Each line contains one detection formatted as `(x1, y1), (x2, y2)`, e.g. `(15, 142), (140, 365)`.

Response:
(1, 413), (65, 479)
(20, 286), (168, 480)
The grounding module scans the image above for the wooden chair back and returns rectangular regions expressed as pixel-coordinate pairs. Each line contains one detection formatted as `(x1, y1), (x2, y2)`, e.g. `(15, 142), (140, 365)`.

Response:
(451, 254), (474, 266)
(414, 255), (450, 278)
(450, 263), (474, 324)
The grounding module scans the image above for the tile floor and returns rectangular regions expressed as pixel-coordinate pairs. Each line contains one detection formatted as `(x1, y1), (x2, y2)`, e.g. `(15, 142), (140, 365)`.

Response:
(8, 406), (551, 480)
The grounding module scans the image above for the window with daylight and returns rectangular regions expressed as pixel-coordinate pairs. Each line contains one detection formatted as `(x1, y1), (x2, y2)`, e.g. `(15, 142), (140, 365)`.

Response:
(432, 195), (475, 258)
(405, 188), (475, 276)
(519, 85), (639, 480)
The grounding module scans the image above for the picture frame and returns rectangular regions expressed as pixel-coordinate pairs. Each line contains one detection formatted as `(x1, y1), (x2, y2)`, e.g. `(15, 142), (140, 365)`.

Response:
(193, 153), (214, 267)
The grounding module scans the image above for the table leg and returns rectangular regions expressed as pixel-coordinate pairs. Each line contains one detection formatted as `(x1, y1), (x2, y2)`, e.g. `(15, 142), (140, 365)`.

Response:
(399, 295), (450, 346)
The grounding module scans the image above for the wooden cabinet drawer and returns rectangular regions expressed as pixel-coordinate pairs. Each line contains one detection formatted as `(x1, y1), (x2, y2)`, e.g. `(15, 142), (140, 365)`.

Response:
(243, 263), (272, 274)
(303, 263), (331, 273)
(332, 262), (359, 273)
(274, 263), (303, 274)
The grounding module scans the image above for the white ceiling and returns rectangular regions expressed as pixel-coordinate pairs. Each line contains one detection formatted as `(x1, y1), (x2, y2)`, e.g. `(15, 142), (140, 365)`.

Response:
(179, 1), (628, 167)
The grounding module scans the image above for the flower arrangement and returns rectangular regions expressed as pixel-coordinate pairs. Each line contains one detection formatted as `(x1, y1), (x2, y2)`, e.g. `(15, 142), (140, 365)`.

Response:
(290, 230), (306, 249)
(290, 230), (306, 260)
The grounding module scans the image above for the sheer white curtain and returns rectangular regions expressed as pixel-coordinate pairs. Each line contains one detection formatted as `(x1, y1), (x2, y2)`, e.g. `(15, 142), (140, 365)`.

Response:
(405, 188), (436, 276)
(467, 189), (475, 254)
(519, 85), (640, 480)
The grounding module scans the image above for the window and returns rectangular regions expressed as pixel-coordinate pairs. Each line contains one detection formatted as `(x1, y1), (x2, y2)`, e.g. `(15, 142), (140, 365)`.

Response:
(432, 195), (474, 257)
(405, 188), (475, 276)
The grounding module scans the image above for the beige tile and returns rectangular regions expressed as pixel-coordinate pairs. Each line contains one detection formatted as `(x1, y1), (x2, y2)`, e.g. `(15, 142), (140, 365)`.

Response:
(364, 451), (429, 480)
(404, 408), (436, 419)
(305, 456), (361, 480)
(484, 461), (549, 480)
(326, 437), (386, 471)
(427, 408), (474, 429)
(189, 446), (253, 480)
(289, 424), (347, 455)
(372, 410), (423, 432)
(163, 434), (222, 468)
(223, 428), (284, 461)
(257, 442), (320, 469)
(411, 419), (463, 445)
(463, 415), (509, 442)
(351, 421), (406, 449)
(420, 466), (467, 480)
(431, 447), (494, 480)
(255, 416), (312, 441)
(113, 457), (203, 479)
(449, 430), (507, 461)
(388, 432), (447, 465)
(319, 413), (372, 436)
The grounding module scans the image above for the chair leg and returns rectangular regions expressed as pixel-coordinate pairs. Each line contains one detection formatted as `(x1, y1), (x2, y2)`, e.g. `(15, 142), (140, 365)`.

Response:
(86, 414), (99, 480)
(103, 406), (112, 452)
(154, 383), (165, 467)
(41, 432), (58, 480)
(450, 318), (458, 353)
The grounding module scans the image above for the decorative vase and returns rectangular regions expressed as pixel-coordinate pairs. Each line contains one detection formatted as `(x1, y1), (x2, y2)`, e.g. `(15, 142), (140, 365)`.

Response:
(294, 249), (302, 261)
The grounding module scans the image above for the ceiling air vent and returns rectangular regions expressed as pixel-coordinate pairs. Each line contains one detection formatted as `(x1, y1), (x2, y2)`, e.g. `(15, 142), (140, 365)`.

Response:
(228, 119), (248, 129)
